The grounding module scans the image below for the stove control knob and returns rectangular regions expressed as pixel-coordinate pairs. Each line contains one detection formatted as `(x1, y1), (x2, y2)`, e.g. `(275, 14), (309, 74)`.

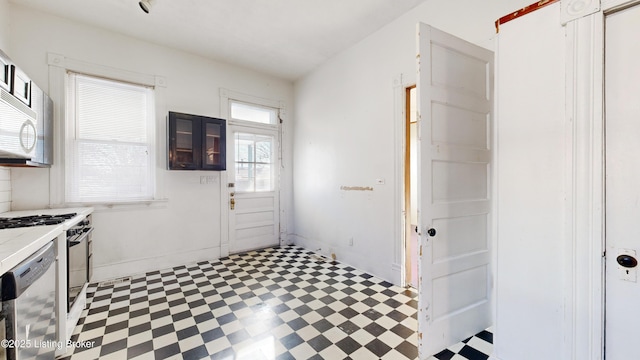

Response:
(67, 229), (76, 237)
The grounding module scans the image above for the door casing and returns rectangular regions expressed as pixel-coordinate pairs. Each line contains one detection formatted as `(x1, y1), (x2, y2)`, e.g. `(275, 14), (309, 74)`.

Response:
(558, 0), (640, 358)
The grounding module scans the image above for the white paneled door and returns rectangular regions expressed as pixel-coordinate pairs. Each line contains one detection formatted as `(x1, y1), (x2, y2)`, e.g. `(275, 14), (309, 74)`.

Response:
(227, 124), (280, 254)
(605, 5), (640, 359)
(416, 23), (493, 357)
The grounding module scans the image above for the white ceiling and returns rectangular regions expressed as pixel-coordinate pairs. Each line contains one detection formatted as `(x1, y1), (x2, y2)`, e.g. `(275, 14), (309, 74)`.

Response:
(10, 0), (429, 81)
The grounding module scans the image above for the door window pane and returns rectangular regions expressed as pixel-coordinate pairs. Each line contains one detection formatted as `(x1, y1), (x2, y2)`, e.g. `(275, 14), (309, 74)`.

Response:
(234, 132), (274, 192)
(230, 101), (277, 125)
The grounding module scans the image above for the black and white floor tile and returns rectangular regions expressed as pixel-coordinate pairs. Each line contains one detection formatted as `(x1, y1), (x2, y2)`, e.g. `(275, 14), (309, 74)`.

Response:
(430, 329), (493, 360)
(59, 245), (492, 360)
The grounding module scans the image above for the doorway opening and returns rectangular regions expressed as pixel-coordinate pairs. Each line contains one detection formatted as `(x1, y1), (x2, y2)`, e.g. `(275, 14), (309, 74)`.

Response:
(404, 85), (418, 289)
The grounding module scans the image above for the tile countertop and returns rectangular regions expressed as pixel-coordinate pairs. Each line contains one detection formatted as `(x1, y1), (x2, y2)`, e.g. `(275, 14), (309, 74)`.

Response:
(0, 207), (93, 276)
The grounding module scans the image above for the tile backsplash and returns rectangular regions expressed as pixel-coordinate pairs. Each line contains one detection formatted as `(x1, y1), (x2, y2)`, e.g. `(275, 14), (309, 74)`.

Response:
(0, 168), (10, 213)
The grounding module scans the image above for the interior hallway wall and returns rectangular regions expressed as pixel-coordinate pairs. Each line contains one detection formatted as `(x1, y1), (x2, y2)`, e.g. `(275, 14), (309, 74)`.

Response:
(6, 4), (294, 281)
(292, 0), (532, 284)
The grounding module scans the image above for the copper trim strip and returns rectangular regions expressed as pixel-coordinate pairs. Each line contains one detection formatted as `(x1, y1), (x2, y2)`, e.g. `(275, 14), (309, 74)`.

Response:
(495, 0), (560, 33)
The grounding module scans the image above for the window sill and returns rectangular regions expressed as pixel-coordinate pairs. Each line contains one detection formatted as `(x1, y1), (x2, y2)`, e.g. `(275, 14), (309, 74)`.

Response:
(63, 199), (169, 211)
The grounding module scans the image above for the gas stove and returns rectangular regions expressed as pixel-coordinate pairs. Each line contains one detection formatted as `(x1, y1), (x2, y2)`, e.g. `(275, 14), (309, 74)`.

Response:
(0, 213), (77, 229)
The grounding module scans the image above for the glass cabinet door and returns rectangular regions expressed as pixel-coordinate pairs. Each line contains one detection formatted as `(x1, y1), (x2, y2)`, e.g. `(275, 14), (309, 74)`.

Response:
(202, 120), (225, 170)
(174, 119), (195, 168)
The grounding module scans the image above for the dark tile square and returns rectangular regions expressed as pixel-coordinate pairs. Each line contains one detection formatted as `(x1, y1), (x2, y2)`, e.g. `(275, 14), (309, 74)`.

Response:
(177, 325), (199, 340)
(130, 307), (150, 318)
(363, 322), (386, 337)
(316, 306), (336, 317)
(381, 289), (397, 297)
(216, 312), (237, 325)
(312, 319), (333, 333)
(336, 336), (362, 355)
(340, 296), (358, 306)
(87, 304), (110, 315)
(272, 303), (291, 314)
(338, 320), (360, 335)
(201, 327), (224, 343)
(99, 338), (127, 357)
(293, 304), (312, 316)
(362, 297), (380, 307)
(150, 309), (170, 320)
(151, 324), (175, 338)
(280, 333), (304, 350)
(339, 307), (358, 319)
(475, 330), (493, 344)
(154, 343), (181, 360)
(209, 300), (227, 310)
(433, 348), (456, 360)
(384, 298), (403, 308)
(308, 334), (332, 352)
(229, 301), (248, 311)
(82, 319), (107, 331)
(128, 322), (151, 337)
(459, 345), (490, 360)
(361, 288), (376, 296)
(390, 323), (414, 339)
(105, 320), (128, 334)
(386, 309), (408, 322)
(364, 338), (392, 357)
(126, 340), (153, 359)
(182, 344), (208, 360)
(171, 310), (192, 322)
(299, 294), (315, 303)
(287, 317), (309, 331)
(194, 311), (214, 323)
(395, 340), (419, 358)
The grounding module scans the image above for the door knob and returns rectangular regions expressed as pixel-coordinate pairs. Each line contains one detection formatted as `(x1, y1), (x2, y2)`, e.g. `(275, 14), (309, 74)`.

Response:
(427, 228), (436, 237)
(617, 255), (638, 268)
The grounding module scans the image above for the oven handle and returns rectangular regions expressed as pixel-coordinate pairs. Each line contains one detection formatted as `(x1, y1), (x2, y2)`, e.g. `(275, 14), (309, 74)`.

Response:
(68, 227), (94, 247)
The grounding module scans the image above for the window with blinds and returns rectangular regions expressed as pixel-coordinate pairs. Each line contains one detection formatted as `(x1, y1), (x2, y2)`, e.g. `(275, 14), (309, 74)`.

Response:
(66, 73), (155, 203)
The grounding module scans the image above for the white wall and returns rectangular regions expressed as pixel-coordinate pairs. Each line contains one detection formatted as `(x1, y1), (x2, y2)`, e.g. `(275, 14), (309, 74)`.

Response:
(292, 0), (532, 284)
(494, 4), (566, 359)
(0, 169), (10, 213)
(7, 4), (294, 281)
(0, 0), (9, 50)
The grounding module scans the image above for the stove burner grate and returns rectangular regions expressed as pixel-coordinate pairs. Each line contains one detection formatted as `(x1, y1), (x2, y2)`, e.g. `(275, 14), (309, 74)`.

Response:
(0, 213), (77, 229)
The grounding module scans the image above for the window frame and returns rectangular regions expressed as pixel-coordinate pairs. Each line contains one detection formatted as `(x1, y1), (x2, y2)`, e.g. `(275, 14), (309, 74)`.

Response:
(65, 72), (156, 203)
(47, 53), (168, 208)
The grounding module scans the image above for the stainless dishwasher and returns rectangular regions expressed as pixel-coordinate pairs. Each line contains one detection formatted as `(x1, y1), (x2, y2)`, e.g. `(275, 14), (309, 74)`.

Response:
(1, 241), (57, 360)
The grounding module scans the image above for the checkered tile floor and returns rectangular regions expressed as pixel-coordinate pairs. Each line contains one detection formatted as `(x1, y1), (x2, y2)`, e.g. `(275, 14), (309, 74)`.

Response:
(429, 329), (493, 360)
(59, 245), (493, 360)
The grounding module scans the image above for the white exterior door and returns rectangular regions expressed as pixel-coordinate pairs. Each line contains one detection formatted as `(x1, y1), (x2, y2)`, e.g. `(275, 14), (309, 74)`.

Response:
(227, 123), (280, 253)
(416, 23), (493, 357)
(605, 5), (640, 358)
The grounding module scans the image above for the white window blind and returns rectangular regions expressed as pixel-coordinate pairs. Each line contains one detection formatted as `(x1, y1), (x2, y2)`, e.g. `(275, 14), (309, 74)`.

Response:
(66, 73), (155, 203)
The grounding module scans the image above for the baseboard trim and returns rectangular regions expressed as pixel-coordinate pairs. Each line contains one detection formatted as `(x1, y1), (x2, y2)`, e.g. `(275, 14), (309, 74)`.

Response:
(92, 246), (221, 283)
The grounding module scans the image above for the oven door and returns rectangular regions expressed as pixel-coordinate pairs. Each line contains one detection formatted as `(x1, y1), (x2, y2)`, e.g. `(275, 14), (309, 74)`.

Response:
(67, 228), (92, 311)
